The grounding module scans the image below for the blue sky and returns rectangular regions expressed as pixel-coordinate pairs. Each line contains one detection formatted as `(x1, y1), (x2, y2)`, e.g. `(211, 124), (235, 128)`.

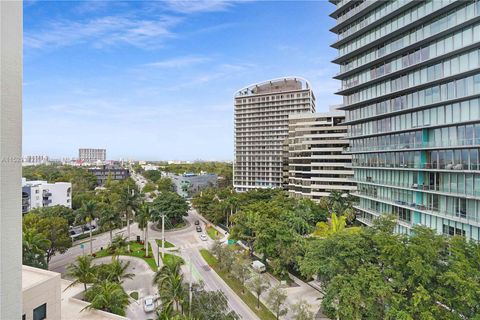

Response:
(24, 0), (340, 161)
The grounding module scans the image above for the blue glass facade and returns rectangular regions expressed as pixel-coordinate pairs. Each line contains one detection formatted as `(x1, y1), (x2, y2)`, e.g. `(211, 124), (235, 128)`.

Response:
(331, 0), (480, 240)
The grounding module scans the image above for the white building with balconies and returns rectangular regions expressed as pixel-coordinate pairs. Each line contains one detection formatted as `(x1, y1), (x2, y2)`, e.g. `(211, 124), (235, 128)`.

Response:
(234, 77), (316, 191)
(22, 178), (72, 214)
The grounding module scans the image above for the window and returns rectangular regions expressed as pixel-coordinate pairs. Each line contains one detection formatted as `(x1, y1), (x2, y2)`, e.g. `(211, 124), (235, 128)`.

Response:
(33, 303), (47, 320)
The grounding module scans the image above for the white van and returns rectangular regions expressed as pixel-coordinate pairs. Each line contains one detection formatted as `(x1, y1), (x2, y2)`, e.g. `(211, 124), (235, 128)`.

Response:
(251, 260), (266, 273)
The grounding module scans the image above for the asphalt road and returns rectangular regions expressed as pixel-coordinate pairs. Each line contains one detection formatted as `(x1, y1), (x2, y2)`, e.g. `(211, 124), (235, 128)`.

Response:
(51, 168), (260, 319)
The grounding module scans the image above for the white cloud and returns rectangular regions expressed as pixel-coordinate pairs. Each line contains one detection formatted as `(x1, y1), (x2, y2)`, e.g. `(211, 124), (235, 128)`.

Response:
(24, 15), (181, 50)
(164, 0), (236, 14)
(146, 56), (210, 68)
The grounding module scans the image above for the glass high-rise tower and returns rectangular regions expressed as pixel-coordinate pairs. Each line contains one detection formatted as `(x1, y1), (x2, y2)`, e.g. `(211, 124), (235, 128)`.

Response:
(331, 0), (480, 240)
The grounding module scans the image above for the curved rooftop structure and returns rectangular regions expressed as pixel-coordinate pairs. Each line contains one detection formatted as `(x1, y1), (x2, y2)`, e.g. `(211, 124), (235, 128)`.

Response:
(234, 77), (312, 97)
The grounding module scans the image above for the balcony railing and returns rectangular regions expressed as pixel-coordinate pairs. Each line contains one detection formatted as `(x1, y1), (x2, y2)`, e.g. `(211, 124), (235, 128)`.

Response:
(351, 178), (480, 199)
(345, 138), (480, 153)
(352, 191), (479, 224)
(348, 162), (480, 171)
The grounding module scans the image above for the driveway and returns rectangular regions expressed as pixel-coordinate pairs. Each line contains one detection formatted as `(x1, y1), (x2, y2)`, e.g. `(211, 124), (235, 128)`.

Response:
(93, 256), (158, 320)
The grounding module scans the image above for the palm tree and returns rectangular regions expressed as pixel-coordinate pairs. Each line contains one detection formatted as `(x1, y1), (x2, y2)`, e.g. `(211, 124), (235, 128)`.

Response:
(22, 228), (51, 269)
(98, 205), (122, 243)
(84, 281), (130, 316)
(65, 255), (96, 292)
(312, 212), (360, 238)
(153, 259), (186, 313)
(108, 234), (128, 254)
(108, 256), (134, 283)
(76, 200), (97, 255)
(225, 194), (238, 228)
(135, 201), (153, 255)
(118, 184), (139, 251)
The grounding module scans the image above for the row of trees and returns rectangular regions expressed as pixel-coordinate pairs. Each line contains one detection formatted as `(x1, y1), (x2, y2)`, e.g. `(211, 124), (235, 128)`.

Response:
(141, 169), (176, 194)
(299, 216), (480, 319)
(209, 241), (314, 320)
(154, 258), (239, 320)
(194, 188), (330, 278)
(160, 162), (233, 188)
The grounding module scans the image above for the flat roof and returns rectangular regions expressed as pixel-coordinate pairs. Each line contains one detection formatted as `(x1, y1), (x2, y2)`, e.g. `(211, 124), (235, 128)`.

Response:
(22, 265), (59, 291)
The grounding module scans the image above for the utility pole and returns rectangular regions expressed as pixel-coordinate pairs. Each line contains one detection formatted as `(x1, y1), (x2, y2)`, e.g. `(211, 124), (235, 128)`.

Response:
(127, 184), (130, 252)
(161, 214), (165, 259)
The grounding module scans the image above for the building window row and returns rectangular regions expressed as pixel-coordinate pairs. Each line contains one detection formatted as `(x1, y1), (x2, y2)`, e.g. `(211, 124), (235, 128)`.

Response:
(352, 148), (480, 171)
(340, 0), (480, 74)
(348, 80), (480, 137)
(345, 47), (480, 105)
(350, 123), (480, 152)
(356, 184), (480, 223)
(339, 0), (454, 56)
(343, 30), (480, 91)
(337, 0), (414, 40)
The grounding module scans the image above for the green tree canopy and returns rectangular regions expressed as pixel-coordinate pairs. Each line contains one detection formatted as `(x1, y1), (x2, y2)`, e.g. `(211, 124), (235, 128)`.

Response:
(152, 191), (189, 227)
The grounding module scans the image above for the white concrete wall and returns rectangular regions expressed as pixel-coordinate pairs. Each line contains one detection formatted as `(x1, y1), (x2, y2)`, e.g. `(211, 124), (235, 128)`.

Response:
(47, 182), (72, 208)
(22, 267), (61, 320)
(0, 1), (23, 318)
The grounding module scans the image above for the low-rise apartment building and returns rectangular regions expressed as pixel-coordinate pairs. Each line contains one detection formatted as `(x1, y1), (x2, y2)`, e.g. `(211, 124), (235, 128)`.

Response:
(22, 178), (72, 214)
(285, 107), (356, 200)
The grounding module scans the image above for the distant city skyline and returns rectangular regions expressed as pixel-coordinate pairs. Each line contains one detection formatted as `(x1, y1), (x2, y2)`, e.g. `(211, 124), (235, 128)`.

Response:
(23, 1), (340, 160)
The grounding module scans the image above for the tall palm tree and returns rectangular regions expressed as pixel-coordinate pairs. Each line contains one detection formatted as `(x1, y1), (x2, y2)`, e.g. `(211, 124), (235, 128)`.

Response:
(135, 201), (153, 255)
(153, 259), (186, 313)
(22, 228), (51, 269)
(84, 281), (130, 316)
(108, 256), (135, 284)
(118, 184), (139, 251)
(98, 205), (122, 243)
(225, 194), (238, 228)
(76, 200), (97, 255)
(65, 255), (96, 292)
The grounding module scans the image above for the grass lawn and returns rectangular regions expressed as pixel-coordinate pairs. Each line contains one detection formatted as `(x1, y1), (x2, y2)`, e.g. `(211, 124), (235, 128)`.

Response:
(155, 239), (175, 248)
(161, 253), (184, 265)
(206, 226), (221, 240)
(94, 241), (157, 271)
(200, 249), (276, 320)
(129, 291), (139, 300)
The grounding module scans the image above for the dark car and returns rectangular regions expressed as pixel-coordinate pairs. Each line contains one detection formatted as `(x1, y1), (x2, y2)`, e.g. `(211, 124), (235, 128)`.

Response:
(196, 226), (202, 232)
(194, 220), (200, 225)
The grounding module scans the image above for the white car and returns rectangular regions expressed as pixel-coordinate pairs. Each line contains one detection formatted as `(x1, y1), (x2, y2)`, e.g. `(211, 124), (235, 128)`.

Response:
(143, 296), (155, 313)
(200, 234), (208, 241)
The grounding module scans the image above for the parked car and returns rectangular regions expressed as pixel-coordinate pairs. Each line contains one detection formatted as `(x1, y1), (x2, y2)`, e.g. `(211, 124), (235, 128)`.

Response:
(251, 260), (266, 273)
(143, 296), (155, 313)
(200, 234), (208, 241)
(194, 220), (200, 225)
(196, 226), (202, 232)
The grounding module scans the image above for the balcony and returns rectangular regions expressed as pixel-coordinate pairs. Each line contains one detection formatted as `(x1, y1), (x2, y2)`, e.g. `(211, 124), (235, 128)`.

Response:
(349, 162), (480, 172)
(351, 178), (480, 200)
(345, 138), (480, 153)
(351, 191), (480, 226)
